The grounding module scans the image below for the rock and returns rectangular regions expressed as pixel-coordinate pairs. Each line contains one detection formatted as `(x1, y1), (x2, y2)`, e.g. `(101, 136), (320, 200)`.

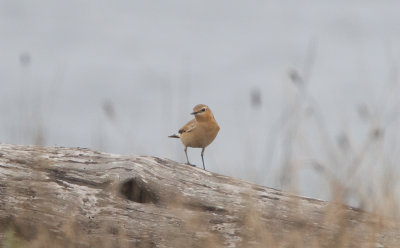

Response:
(0, 144), (398, 247)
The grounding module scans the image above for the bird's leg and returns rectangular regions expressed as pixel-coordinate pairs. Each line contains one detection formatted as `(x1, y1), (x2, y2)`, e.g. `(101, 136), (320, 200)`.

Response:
(201, 147), (205, 170)
(184, 147), (191, 165)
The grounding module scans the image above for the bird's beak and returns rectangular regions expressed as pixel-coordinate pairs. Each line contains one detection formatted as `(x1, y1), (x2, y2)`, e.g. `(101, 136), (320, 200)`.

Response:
(191, 110), (200, 115)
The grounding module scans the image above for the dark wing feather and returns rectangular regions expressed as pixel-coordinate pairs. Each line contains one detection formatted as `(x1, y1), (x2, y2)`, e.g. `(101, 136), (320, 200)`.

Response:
(178, 119), (196, 134)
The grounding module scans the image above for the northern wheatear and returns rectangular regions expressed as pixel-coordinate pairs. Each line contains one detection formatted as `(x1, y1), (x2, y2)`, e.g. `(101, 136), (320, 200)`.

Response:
(169, 104), (220, 170)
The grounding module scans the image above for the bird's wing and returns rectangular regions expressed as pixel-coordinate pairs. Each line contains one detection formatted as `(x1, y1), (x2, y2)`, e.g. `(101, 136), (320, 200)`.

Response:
(178, 119), (196, 134)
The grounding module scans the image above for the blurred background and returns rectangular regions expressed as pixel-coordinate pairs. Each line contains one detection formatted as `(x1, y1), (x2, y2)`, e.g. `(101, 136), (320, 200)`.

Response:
(1, 0), (400, 211)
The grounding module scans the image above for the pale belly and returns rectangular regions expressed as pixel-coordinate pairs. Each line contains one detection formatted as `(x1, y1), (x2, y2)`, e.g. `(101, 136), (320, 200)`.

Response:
(180, 124), (219, 148)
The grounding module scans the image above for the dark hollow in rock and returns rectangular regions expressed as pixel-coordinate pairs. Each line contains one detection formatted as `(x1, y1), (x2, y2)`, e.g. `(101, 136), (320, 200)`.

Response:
(119, 178), (157, 204)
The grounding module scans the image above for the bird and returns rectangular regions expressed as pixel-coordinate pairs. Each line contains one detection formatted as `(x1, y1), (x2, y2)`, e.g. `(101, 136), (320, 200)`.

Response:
(169, 104), (220, 170)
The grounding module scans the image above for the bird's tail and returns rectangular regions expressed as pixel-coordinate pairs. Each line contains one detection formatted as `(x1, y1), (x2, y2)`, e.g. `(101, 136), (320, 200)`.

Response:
(168, 134), (180, 138)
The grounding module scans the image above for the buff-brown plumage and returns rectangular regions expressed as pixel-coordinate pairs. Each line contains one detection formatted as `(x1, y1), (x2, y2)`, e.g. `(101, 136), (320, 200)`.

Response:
(169, 104), (219, 170)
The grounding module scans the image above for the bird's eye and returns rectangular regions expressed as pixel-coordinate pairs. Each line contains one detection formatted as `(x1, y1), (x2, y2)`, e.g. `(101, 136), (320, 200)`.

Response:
(202, 108), (206, 112)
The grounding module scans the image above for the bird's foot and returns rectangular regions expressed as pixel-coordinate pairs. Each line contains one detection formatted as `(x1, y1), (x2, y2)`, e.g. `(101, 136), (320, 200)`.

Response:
(186, 162), (196, 167)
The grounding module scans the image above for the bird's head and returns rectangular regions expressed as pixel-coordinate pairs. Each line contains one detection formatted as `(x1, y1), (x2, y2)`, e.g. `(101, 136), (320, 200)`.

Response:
(191, 104), (214, 121)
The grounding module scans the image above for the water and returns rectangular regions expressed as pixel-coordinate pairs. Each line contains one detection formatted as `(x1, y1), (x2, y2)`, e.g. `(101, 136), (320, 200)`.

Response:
(1, 0), (400, 206)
